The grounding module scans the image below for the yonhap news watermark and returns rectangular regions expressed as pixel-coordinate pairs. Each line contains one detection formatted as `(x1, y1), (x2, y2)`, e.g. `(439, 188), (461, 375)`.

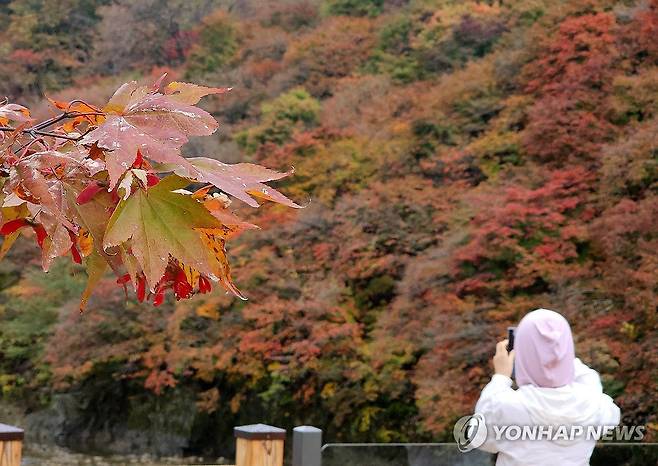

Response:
(453, 414), (646, 452)
(488, 423), (646, 442)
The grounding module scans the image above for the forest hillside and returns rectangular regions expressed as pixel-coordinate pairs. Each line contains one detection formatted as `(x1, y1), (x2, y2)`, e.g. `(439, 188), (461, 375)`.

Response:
(0, 0), (656, 458)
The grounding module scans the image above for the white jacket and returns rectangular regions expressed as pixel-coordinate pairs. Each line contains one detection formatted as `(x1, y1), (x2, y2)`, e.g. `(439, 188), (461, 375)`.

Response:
(474, 358), (621, 466)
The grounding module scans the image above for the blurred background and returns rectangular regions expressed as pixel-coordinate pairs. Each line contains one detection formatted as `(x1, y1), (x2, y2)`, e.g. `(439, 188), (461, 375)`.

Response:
(0, 0), (656, 463)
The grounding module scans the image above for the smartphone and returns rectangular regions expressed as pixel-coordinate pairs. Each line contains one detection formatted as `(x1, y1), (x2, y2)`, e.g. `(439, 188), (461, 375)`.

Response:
(507, 326), (516, 380)
(507, 327), (516, 352)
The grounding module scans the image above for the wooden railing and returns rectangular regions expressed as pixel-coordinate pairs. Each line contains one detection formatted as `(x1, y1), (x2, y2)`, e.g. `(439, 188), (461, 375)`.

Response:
(0, 422), (321, 466)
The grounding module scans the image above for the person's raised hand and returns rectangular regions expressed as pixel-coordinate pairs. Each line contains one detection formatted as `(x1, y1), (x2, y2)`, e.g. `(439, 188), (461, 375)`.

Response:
(493, 339), (515, 378)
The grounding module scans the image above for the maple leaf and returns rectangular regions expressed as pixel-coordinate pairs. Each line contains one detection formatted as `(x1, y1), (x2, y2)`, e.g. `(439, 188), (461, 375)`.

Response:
(67, 186), (123, 275)
(0, 103), (32, 125)
(38, 211), (74, 271)
(202, 196), (259, 237)
(46, 98), (103, 132)
(188, 185), (259, 236)
(0, 203), (30, 260)
(3, 148), (103, 271)
(0, 78), (301, 307)
(77, 227), (93, 257)
(163, 81), (231, 105)
(163, 157), (301, 208)
(9, 164), (70, 231)
(79, 251), (108, 312)
(80, 79), (220, 188)
(103, 175), (222, 289)
(7, 148), (101, 230)
(198, 227), (246, 299)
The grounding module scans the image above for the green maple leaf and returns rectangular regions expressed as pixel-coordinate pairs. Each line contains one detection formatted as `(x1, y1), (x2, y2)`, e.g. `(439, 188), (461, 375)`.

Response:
(79, 251), (108, 312)
(103, 175), (221, 289)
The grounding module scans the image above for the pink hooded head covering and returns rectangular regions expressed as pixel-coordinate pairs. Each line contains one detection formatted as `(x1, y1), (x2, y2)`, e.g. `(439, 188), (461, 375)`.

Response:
(514, 308), (575, 388)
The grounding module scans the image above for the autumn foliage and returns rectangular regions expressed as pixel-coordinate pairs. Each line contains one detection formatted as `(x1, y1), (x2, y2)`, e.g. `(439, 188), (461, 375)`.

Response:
(0, 77), (298, 309)
(0, 0), (656, 459)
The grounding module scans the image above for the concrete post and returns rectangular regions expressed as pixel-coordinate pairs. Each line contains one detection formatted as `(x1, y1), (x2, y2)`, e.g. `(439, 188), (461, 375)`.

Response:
(292, 425), (322, 466)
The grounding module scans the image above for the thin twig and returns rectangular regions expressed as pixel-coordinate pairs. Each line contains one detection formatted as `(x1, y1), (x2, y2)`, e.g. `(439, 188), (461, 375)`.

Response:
(0, 126), (83, 141)
(33, 130), (82, 141)
(0, 110), (105, 156)
(67, 111), (104, 117)
(1, 109), (104, 141)
(30, 113), (69, 131)
(15, 136), (46, 155)
(28, 111), (104, 132)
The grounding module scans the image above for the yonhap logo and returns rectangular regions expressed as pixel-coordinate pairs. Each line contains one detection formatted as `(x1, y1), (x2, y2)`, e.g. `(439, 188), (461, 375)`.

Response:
(452, 415), (646, 451)
(453, 414), (487, 452)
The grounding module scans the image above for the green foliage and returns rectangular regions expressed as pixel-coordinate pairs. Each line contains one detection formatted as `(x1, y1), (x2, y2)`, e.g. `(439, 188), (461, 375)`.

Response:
(262, 88), (320, 125)
(0, 258), (84, 400)
(410, 119), (457, 159)
(185, 11), (238, 76)
(236, 88), (320, 152)
(284, 137), (381, 204)
(104, 176), (223, 287)
(365, 10), (507, 83)
(379, 17), (413, 54)
(354, 275), (396, 311)
(363, 14), (424, 82)
(324, 0), (384, 17)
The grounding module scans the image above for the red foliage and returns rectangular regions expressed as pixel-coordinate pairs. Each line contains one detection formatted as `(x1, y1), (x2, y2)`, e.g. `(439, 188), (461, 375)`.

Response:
(284, 17), (378, 96)
(163, 30), (199, 62)
(523, 13), (619, 162)
(9, 49), (45, 67)
(452, 167), (595, 296)
(246, 59), (283, 84)
(634, 0), (658, 62)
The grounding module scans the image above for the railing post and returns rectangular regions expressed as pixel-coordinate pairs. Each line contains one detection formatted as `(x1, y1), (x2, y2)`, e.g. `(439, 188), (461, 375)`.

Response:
(292, 425), (322, 466)
(234, 423), (286, 466)
(0, 424), (23, 466)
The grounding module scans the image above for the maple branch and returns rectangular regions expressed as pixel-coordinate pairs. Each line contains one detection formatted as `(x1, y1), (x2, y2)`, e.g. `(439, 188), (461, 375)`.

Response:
(0, 126), (84, 141)
(30, 113), (69, 131)
(13, 135), (47, 156)
(33, 130), (82, 141)
(28, 111), (104, 132)
(0, 110), (104, 143)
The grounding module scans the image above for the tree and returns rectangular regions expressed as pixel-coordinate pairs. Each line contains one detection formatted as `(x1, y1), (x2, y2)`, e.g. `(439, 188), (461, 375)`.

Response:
(522, 13), (619, 162)
(0, 75), (300, 310)
(91, 0), (220, 73)
(0, 0), (105, 96)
